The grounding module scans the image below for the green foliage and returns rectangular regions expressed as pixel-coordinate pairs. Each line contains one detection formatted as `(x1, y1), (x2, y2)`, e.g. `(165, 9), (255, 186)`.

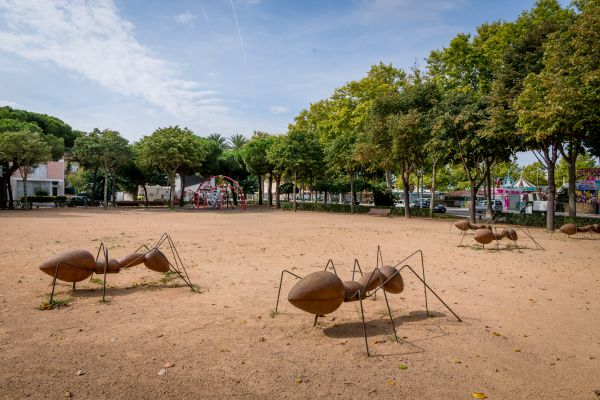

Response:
(136, 126), (208, 207)
(37, 297), (73, 310)
(371, 184), (394, 206)
(498, 212), (599, 228)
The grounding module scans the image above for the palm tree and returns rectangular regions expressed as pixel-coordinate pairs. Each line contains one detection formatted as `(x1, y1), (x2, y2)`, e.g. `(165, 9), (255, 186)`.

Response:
(228, 133), (248, 151)
(207, 133), (229, 150)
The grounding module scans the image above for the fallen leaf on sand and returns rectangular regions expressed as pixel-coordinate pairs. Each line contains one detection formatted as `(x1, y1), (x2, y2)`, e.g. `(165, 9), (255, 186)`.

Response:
(472, 393), (487, 399)
(398, 364), (408, 370)
(386, 378), (395, 385)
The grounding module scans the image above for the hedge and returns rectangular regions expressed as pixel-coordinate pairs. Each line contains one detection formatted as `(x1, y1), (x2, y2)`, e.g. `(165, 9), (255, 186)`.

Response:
(20, 196), (67, 207)
(281, 202), (454, 219)
(496, 212), (600, 229)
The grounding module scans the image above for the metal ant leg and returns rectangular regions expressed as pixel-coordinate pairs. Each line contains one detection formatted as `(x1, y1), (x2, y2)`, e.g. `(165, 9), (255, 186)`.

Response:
(275, 270), (302, 315)
(358, 294), (370, 356)
(324, 259), (337, 275)
(102, 247), (108, 302)
(459, 230), (466, 246)
(351, 259), (363, 281)
(380, 283), (399, 342)
(50, 263), (60, 303)
(313, 314), (318, 327)
(391, 250), (429, 316)
(397, 264), (462, 322)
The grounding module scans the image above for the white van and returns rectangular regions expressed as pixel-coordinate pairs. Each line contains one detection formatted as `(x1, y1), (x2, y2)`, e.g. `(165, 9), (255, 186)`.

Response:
(476, 200), (503, 213)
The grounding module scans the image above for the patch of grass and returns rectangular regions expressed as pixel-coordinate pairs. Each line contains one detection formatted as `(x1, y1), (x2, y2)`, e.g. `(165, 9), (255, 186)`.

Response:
(90, 277), (104, 285)
(37, 297), (73, 310)
(160, 271), (176, 284)
(269, 309), (277, 318)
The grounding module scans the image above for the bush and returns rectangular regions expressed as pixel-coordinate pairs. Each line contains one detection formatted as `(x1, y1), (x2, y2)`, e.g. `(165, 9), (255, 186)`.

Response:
(496, 212), (599, 229)
(281, 202), (371, 213)
(19, 195), (67, 208)
(371, 184), (395, 206)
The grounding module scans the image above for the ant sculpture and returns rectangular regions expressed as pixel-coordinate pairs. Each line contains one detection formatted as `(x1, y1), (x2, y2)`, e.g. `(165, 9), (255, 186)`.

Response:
(39, 233), (194, 303)
(452, 218), (544, 250)
(451, 219), (493, 246)
(559, 223), (600, 237)
(274, 247), (462, 356)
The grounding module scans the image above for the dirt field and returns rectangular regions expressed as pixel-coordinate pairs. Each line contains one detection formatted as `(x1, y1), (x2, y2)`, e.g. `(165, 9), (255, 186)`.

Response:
(0, 208), (598, 399)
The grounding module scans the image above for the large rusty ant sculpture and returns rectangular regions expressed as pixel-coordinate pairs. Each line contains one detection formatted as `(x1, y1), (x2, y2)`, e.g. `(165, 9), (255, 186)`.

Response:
(559, 223), (600, 237)
(275, 247), (462, 356)
(452, 219), (543, 250)
(39, 233), (194, 303)
(451, 219), (493, 246)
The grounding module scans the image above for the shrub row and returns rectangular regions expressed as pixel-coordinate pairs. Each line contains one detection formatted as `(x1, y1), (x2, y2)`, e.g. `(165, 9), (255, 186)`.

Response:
(281, 202), (453, 219)
(20, 196), (67, 204)
(496, 212), (600, 228)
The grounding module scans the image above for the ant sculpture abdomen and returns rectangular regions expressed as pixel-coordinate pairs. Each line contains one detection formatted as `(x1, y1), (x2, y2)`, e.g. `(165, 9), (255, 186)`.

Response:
(288, 266), (405, 315)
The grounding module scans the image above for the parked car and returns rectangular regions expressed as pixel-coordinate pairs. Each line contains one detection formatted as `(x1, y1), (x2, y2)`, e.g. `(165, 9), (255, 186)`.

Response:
(394, 199), (406, 208)
(475, 200), (503, 213)
(67, 195), (89, 207)
(433, 204), (446, 213)
(410, 200), (430, 209)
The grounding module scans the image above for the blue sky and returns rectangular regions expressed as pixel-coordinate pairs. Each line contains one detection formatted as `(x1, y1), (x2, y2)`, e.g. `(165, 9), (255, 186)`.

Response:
(0, 0), (568, 159)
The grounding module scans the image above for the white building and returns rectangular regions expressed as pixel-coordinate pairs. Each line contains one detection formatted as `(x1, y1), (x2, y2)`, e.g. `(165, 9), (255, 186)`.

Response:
(10, 159), (65, 198)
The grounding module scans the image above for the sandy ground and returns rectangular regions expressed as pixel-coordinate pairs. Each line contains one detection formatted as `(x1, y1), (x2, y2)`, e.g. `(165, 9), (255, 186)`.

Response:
(0, 208), (598, 399)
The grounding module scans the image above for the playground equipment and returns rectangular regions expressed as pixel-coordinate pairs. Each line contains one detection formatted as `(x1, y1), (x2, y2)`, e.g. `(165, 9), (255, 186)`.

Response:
(39, 233), (194, 302)
(559, 223), (600, 237)
(274, 247), (462, 356)
(192, 175), (246, 211)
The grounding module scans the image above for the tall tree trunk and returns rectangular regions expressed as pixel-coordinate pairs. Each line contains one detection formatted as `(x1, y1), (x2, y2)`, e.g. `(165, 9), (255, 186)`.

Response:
(469, 181), (478, 223)
(22, 169), (29, 209)
(485, 159), (493, 219)
(559, 142), (579, 218)
(90, 167), (97, 206)
(7, 175), (14, 209)
(143, 185), (149, 207)
(293, 170), (297, 212)
(111, 172), (117, 207)
(169, 173), (176, 208)
(179, 172), (187, 207)
(429, 160), (437, 217)
(402, 173), (411, 218)
(385, 169), (392, 188)
(275, 175), (281, 209)
(0, 163), (7, 209)
(258, 175), (263, 205)
(267, 174), (273, 207)
(0, 179), (5, 210)
(349, 171), (354, 214)
(103, 167), (109, 210)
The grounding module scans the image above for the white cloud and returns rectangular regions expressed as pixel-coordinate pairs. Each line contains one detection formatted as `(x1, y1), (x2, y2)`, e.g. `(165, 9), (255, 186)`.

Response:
(175, 11), (195, 25)
(0, 0), (225, 119)
(268, 105), (290, 115)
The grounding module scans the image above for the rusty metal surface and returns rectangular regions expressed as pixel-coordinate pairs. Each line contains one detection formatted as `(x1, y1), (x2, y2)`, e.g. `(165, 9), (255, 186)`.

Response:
(342, 280), (365, 302)
(288, 271), (345, 315)
(39, 250), (95, 282)
(379, 266), (404, 294)
(144, 249), (170, 272)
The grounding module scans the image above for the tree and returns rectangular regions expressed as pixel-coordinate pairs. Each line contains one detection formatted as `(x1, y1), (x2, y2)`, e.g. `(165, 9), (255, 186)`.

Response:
(136, 126), (208, 208)
(242, 132), (275, 206)
(0, 108), (70, 208)
(368, 71), (436, 217)
(207, 133), (229, 150)
(74, 129), (130, 209)
(267, 127), (323, 211)
(0, 130), (52, 207)
(228, 134), (248, 151)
